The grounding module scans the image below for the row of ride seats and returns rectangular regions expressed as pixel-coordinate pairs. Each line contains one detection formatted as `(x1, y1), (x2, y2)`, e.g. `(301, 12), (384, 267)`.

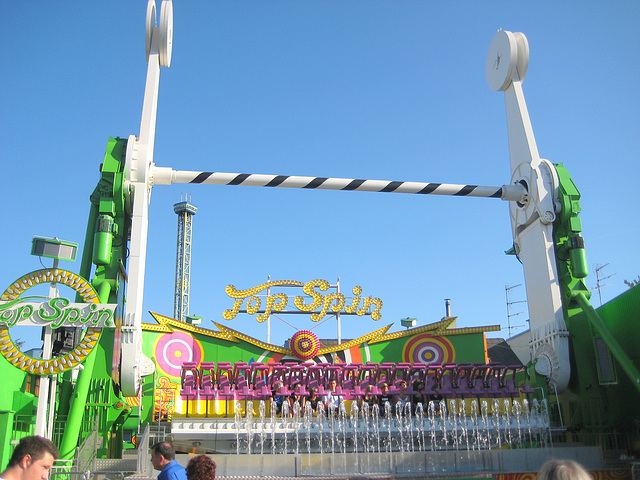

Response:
(179, 361), (533, 402)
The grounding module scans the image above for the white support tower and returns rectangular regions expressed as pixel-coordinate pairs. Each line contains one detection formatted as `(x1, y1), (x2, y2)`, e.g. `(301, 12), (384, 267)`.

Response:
(174, 199), (197, 322)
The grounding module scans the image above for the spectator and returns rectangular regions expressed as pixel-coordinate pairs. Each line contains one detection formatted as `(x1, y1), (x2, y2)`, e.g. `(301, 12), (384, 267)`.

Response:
(0, 435), (59, 480)
(151, 442), (187, 480)
(186, 455), (216, 480)
(537, 459), (591, 480)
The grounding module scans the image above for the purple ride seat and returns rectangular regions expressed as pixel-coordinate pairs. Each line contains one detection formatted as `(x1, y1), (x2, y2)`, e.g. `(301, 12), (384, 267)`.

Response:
(198, 362), (216, 416)
(180, 362), (199, 396)
(325, 365), (343, 386)
(343, 364), (362, 397)
(267, 363), (292, 396)
(216, 362), (234, 399)
(451, 363), (474, 398)
(390, 363), (412, 388)
(287, 364), (308, 394)
(375, 363), (395, 390)
(306, 364), (326, 395)
(233, 362), (252, 396)
(485, 364), (506, 397)
(500, 365), (521, 397)
(180, 361), (199, 417)
(359, 363), (379, 394)
(408, 363), (428, 389)
(438, 364), (458, 398)
(468, 363), (490, 397)
(428, 364), (444, 389)
(268, 363), (287, 387)
(199, 362), (216, 396)
(250, 363), (271, 399)
(422, 371), (439, 396)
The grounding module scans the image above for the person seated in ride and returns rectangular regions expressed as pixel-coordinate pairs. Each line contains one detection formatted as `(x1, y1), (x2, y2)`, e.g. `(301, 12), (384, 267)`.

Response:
(428, 385), (444, 414)
(379, 382), (392, 416)
(411, 379), (427, 412)
(306, 387), (321, 414)
(322, 379), (344, 414)
(394, 380), (411, 414)
(287, 382), (306, 415)
(271, 381), (286, 416)
(358, 384), (378, 411)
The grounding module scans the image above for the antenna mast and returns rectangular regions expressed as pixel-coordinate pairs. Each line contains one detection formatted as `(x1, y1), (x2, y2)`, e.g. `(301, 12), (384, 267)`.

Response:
(594, 263), (615, 306)
(505, 284), (526, 337)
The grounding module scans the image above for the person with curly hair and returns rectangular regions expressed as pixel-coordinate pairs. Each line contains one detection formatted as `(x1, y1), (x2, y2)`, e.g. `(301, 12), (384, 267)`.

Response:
(537, 459), (591, 480)
(186, 455), (216, 480)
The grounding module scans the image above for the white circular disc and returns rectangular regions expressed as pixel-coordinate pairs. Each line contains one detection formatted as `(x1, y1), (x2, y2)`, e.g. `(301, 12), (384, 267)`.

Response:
(513, 32), (529, 82)
(145, 0), (156, 64)
(159, 0), (173, 67)
(486, 30), (517, 91)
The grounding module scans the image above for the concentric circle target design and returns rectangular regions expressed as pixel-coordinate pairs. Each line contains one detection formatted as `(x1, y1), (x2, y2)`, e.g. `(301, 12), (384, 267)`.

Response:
(289, 330), (320, 361)
(402, 334), (455, 364)
(154, 331), (203, 378)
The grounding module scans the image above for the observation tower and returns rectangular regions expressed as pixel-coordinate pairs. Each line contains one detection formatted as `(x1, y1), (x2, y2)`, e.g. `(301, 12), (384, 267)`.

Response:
(173, 198), (197, 322)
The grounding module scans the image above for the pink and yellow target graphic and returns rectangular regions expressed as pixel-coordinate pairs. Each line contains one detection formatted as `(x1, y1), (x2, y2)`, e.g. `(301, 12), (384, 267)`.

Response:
(402, 334), (455, 364)
(289, 330), (320, 361)
(154, 331), (204, 378)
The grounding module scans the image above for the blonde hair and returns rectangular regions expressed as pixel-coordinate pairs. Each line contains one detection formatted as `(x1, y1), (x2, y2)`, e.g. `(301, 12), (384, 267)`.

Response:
(537, 460), (591, 480)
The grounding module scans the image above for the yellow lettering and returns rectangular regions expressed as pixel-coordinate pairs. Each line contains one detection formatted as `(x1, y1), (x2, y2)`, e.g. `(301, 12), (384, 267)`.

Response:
(294, 279), (329, 312)
(357, 296), (384, 320)
(257, 293), (288, 322)
(223, 299), (243, 320)
(223, 279), (383, 323)
(246, 296), (261, 315)
(310, 293), (346, 322)
(344, 286), (363, 313)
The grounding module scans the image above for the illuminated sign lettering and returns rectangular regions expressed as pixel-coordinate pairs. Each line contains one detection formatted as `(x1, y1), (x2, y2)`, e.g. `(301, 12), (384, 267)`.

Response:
(0, 269), (114, 375)
(0, 297), (116, 329)
(223, 279), (383, 322)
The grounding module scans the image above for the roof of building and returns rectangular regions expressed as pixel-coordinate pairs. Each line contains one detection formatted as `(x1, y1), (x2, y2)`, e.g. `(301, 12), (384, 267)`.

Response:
(486, 338), (524, 367)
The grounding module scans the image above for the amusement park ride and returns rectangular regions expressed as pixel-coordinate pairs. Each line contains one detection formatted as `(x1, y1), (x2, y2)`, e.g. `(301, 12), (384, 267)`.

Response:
(1, 0), (639, 478)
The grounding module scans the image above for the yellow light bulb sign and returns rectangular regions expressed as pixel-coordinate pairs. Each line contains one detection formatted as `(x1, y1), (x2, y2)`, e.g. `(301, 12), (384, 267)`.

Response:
(0, 269), (117, 375)
(223, 279), (383, 323)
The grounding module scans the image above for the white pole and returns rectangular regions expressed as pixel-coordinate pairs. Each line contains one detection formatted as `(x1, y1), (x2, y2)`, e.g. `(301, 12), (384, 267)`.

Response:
(35, 258), (59, 437)
(336, 278), (341, 345)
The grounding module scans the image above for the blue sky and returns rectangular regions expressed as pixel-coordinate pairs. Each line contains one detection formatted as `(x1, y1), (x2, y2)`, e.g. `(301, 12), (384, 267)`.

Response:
(1, 2), (638, 351)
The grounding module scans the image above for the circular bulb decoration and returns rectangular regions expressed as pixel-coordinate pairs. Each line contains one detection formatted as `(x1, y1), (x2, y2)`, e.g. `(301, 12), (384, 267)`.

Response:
(290, 330), (320, 361)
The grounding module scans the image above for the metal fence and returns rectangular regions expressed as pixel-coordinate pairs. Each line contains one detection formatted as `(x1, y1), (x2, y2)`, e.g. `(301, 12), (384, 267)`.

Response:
(50, 470), (126, 480)
(76, 429), (99, 474)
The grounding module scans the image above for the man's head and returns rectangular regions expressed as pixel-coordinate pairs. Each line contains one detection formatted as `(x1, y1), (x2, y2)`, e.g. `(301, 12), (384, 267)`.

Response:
(151, 442), (175, 471)
(6, 436), (59, 480)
